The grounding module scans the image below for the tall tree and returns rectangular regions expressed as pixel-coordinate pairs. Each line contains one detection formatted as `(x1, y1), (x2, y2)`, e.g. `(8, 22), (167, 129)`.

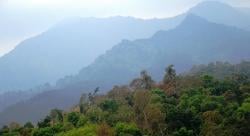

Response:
(130, 70), (154, 90)
(50, 109), (63, 125)
(79, 94), (88, 114)
(162, 65), (177, 96)
(163, 65), (176, 85)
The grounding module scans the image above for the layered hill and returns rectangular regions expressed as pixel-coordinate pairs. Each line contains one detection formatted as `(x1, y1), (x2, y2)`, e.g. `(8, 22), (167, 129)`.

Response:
(60, 14), (250, 89)
(0, 1), (249, 92)
(1, 14), (250, 125)
(0, 16), (184, 92)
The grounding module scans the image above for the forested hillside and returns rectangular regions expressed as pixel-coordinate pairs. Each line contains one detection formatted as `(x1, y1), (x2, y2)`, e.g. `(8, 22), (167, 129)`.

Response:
(1, 1), (250, 136)
(1, 1), (250, 118)
(1, 14), (250, 126)
(57, 14), (250, 92)
(1, 62), (250, 136)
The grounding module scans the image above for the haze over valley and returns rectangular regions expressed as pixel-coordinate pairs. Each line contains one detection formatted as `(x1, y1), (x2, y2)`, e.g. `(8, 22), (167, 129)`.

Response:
(0, 1), (250, 136)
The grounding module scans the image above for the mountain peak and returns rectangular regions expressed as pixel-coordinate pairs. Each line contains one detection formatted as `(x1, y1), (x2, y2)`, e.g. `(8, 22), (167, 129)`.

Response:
(189, 0), (239, 18)
(187, 0), (250, 31)
(192, 1), (233, 10)
(152, 14), (211, 38)
(178, 14), (211, 28)
(182, 14), (207, 23)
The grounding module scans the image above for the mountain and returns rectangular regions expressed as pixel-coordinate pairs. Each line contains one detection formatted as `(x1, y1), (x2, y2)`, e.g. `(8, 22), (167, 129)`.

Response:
(0, 91), (37, 112)
(188, 61), (250, 79)
(0, 83), (52, 112)
(1, 1), (249, 93)
(1, 61), (250, 136)
(1, 14), (250, 125)
(238, 7), (250, 15)
(0, 8), (59, 56)
(189, 1), (250, 30)
(0, 16), (184, 92)
(61, 14), (250, 89)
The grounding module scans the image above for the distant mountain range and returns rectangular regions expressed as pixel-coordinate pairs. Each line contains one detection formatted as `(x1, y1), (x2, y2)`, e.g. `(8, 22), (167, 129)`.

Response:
(1, 13), (250, 125)
(59, 13), (250, 90)
(0, 1), (250, 92)
(189, 1), (250, 30)
(0, 16), (184, 92)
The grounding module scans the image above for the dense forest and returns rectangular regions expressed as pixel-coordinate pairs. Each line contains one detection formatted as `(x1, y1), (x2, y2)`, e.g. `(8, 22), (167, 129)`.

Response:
(1, 61), (250, 136)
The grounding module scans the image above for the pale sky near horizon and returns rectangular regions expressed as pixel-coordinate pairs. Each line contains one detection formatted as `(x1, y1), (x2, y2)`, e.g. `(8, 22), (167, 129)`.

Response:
(0, 0), (250, 56)
(1, 0), (250, 18)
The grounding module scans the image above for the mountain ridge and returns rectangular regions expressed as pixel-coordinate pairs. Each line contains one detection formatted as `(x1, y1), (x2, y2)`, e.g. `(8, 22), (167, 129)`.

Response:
(189, 1), (250, 30)
(0, 15), (184, 92)
(1, 1), (250, 92)
(1, 14), (250, 125)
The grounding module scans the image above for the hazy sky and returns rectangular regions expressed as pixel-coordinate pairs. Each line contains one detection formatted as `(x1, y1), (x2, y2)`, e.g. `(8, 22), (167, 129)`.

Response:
(1, 0), (250, 18)
(0, 0), (250, 56)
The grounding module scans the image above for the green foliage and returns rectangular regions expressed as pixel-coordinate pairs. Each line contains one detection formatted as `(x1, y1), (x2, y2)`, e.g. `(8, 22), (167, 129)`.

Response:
(33, 124), (63, 136)
(164, 64), (176, 85)
(19, 127), (33, 136)
(50, 109), (63, 123)
(24, 122), (34, 128)
(0, 126), (10, 135)
(0, 132), (19, 136)
(202, 75), (215, 89)
(37, 116), (51, 128)
(76, 115), (88, 127)
(114, 122), (142, 136)
(67, 112), (80, 127)
(173, 127), (194, 136)
(86, 106), (103, 123)
(57, 125), (97, 136)
(62, 122), (74, 131)
(236, 98), (250, 119)
(100, 99), (119, 113)
(2, 62), (250, 136)
(32, 127), (55, 136)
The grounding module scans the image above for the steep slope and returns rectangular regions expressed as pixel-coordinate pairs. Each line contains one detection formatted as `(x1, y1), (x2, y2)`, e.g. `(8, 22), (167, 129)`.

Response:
(1, 1), (249, 93)
(1, 14), (250, 125)
(0, 8), (58, 56)
(63, 14), (250, 89)
(0, 16), (184, 92)
(190, 1), (250, 30)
